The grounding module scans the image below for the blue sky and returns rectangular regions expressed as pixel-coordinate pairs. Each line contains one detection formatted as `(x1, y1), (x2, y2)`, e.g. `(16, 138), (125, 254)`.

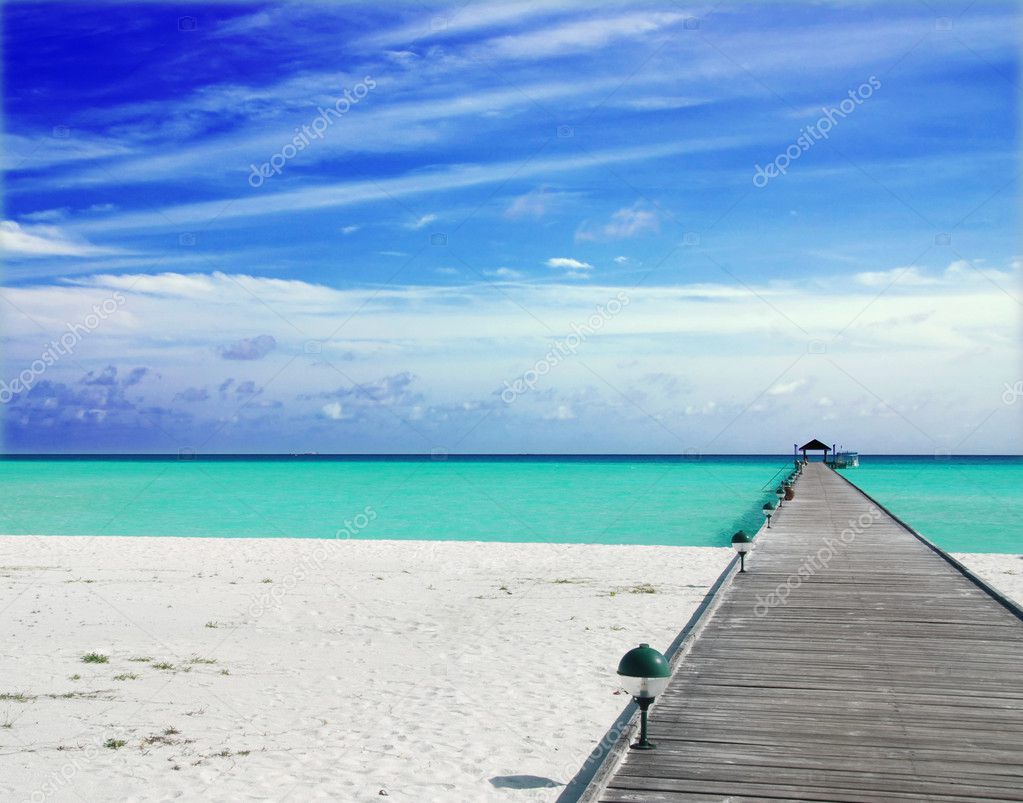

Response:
(1, 1), (1020, 453)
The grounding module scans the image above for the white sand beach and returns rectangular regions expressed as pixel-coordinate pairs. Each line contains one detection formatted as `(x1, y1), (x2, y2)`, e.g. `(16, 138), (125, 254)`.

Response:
(954, 553), (1023, 610)
(0, 537), (732, 803)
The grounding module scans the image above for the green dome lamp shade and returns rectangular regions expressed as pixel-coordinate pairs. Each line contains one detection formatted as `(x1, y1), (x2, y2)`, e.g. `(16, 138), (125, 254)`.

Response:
(762, 502), (775, 529)
(617, 643), (671, 750)
(775, 486), (785, 508)
(732, 530), (753, 572)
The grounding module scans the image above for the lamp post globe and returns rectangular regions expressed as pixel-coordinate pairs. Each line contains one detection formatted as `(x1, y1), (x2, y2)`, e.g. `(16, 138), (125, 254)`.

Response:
(732, 530), (752, 572)
(775, 486), (785, 508)
(762, 502), (775, 529)
(617, 643), (671, 750)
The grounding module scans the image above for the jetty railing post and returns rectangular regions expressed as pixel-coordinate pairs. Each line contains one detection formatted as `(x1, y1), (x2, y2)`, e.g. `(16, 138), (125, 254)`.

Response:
(635, 698), (653, 749)
(732, 531), (752, 572)
(616, 644), (670, 752)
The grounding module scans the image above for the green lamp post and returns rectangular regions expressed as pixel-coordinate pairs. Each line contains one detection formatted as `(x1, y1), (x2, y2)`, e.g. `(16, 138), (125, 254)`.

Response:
(732, 530), (752, 572)
(762, 502), (775, 529)
(617, 643), (671, 750)
(775, 485), (785, 508)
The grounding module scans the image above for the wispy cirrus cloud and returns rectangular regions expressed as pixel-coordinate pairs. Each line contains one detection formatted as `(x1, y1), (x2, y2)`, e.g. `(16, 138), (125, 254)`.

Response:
(407, 213), (438, 229)
(0, 220), (121, 258)
(480, 11), (684, 59)
(69, 138), (745, 234)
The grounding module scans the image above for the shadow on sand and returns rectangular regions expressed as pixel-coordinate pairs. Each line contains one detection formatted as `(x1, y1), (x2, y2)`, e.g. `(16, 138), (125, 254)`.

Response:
(490, 775), (563, 790)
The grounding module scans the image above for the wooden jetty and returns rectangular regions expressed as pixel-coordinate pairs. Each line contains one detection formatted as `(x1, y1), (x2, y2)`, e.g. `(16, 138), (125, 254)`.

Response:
(587, 462), (1023, 802)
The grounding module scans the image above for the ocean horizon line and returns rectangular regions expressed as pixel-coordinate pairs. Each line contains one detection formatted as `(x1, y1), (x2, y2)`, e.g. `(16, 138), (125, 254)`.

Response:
(1, 453), (1020, 460)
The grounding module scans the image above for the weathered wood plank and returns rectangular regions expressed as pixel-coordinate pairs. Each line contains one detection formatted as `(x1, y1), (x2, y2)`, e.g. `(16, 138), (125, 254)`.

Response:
(594, 462), (1023, 802)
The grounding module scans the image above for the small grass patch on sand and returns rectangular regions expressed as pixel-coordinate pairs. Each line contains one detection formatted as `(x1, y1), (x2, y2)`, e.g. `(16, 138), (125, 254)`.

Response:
(0, 692), (34, 702)
(43, 690), (112, 701)
(68, 674), (81, 681)
(114, 673), (139, 681)
(628, 583), (657, 594)
(151, 662), (175, 671)
(189, 657), (216, 665)
(81, 653), (108, 664)
(204, 621), (219, 628)
(103, 738), (126, 750)
(128, 656), (152, 663)
(142, 727), (192, 747)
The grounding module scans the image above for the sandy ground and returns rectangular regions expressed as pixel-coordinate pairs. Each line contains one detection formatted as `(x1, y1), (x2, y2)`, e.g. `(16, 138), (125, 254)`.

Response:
(0, 537), (731, 803)
(953, 552), (1023, 610)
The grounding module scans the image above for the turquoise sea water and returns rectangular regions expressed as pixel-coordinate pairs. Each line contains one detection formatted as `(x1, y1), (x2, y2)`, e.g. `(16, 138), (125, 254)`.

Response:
(838, 456), (1023, 554)
(0, 456), (788, 547)
(1, 456), (1017, 551)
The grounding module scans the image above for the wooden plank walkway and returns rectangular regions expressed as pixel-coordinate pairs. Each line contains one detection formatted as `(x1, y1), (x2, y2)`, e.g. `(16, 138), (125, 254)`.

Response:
(598, 462), (1023, 802)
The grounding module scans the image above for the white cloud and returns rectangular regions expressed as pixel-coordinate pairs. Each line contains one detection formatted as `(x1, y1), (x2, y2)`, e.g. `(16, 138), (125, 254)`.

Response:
(854, 260), (1019, 290)
(546, 257), (592, 270)
(340, 225), (360, 235)
(485, 267), (524, 280)
(321, 402), (346, 420)
(503, 186), (576, 220)
(545, 404), (575, 420)
(943, 259), (1015, 283)
(614, 256), (629, 264)
(0, 221), (120, 258)
(384, 50), (418, 66)
(684, 401), (717, 415)
(505, 188), (549, 219)
(854, 267), (937, 287)
(408, 214), (438, 229)
(576, 203), (660, 241)
(767, 379), (808, 396)
(604, 205), (659, 238)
